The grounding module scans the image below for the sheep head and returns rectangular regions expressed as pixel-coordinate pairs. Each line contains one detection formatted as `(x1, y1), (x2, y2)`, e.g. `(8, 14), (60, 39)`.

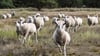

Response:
(55, 20), (66, 30)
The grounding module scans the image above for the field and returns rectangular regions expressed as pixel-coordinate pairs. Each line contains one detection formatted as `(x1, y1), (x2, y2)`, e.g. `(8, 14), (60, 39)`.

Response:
(0, 8), (100, 56)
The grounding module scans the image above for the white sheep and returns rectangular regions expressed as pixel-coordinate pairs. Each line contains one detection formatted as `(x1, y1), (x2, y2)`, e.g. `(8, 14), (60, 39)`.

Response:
(33, 15), (44, 32)
(16, 19), (37, 44)
(74, 16), (83, 31)
(26, 16), (34, 23)
(35, 13), (41, 17)
(52, 17), (59, 24)
(43, 15), (49, 22)
(5, 11), (15, 19)
(52, 20), (71, 56)
(64, 15), (76, 32)
(10, 11), (15, 16)
(87, 15), (98, 26)
(1, 14), (7, 19)
(58, 13), (65, 18)
(6, 13), (12, 18)
(19, 17), (25, 23)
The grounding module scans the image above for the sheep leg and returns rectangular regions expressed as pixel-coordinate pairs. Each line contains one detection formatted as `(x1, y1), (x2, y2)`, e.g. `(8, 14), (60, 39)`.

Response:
(22, 30), (29, 44)
(67, 27), (70, 33)
(34, 32), (38, 43)
(74, 26), (77, 32)
(38, 25), (42, 32)
(63, 44), (67, 56)
(58, 44), (63, 53)
(19, 35), (23, 42)
(54, 41), (63, 53)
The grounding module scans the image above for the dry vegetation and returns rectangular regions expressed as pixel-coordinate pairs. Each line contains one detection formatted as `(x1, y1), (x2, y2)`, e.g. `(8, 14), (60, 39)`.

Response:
(0, 8), (100, 56)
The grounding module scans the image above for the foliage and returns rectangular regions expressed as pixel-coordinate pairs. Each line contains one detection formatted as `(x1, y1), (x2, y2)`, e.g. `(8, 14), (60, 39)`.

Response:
(0, 0), (100, 10)
(0, 0), (14, 8)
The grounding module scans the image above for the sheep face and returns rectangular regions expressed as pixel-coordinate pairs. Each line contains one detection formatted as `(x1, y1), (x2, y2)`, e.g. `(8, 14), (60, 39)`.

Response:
(52, 17), (59, 24)
(19, 17), (25, 23)
(55, 20), (66, 30)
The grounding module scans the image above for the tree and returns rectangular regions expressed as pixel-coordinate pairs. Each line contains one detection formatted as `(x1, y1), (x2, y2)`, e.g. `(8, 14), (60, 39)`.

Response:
(0, 0), (14, 8)
(33, 0), (58, 11)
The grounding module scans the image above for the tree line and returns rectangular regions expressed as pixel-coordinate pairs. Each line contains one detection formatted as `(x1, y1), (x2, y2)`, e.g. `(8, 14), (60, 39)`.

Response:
(0, 0), (100, 10)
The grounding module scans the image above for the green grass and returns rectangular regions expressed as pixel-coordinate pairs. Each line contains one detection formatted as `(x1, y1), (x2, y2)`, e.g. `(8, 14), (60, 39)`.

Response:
(0, 26), (17, 39)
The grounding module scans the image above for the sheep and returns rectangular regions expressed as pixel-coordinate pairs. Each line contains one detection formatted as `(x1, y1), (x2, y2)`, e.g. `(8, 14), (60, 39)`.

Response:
(35, 13), (41, 17)
(87, 15), (99, 26)
(5, 11), (15, 19)
(33, 15), (45, 32)
(52, 20), (71, 56)
(26, 16), (34, 23)
(1, 14), (7, 19)
(6, 13), (12, 18)
(10, 11), (15, 16)
(58, 13), (65, 18)
(19, 17), (25, 23)
(15, 19), (37, 44)
(16, 17), (25, 37)
(43, 15), (49, 22)
(16, 17), (25, 41)
(15, 20), (23, 40)
(63, 15), (76, 32)
(74, 16), (83, 32)
(52, 17), (59, 24)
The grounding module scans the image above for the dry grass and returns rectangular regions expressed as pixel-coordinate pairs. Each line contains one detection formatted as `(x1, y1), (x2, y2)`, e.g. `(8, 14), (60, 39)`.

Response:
(0, 8), (100, 56)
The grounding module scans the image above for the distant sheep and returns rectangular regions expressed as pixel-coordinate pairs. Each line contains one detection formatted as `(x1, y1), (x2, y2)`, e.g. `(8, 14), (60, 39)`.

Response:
(26, 16), (34, 23)
(52, 20), (71, 56)
(74, 16), (83, 31)
(58, 13), (65, 18)
(1, 14), (7, 19)
(35, 13), (41, 17)
(43, 15), (49, 22)
(52, 17), (59, 24)
(33, 15), (45, 32)
(10, 11), (15, 16)
(64, 15), (76, 32)
(87, 15), (98, 26)
(19, 17), (25, 23)
(6, 13), (12, 18)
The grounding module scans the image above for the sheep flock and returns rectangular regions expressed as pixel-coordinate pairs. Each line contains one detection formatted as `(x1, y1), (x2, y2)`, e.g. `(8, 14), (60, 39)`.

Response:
(0, 11), (99, 56)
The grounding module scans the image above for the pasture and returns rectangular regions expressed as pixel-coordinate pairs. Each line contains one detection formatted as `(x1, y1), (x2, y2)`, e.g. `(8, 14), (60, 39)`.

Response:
(0, 8), (100, 56)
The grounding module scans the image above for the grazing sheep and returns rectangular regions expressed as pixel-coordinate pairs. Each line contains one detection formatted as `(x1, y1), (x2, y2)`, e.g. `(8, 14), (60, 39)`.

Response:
(35, 13), (41, 17)
(6, 13), (12, 18)
(74, 16), (83, 32)
(58, 13), (65, 18)
(16, 20), (37, 44)
(52, 20), (71, 56)
(26, 16), (34, 23)
(43, 15), (49, 22)
(87, 15), (98, 26)
(10, 11), (15, 16)
(64, 16), (76, 32)
(1, 14), (7, 19)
